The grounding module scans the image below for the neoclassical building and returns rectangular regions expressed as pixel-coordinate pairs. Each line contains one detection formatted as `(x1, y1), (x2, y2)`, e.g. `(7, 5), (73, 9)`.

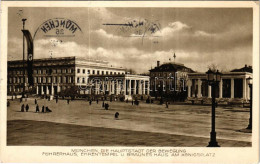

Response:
(149, 61), (194, 99)
(187, 65), (253, 101)
(7, 56), (150, 97)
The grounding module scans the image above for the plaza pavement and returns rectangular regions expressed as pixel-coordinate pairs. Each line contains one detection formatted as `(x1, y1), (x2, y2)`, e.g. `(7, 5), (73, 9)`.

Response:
(7, 98), (251, 146)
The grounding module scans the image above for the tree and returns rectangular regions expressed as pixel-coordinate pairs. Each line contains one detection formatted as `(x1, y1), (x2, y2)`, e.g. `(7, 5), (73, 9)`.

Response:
(207, 64), (219, 72)
(59, 86), (79, 97)
(125, 68), (136, 75)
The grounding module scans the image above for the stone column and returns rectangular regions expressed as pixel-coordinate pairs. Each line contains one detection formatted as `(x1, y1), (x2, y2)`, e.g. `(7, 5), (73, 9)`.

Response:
(208, 85), (211, 98)
(192, 80), (196, 97)
(219, 79), (223, 98)
(102, 80), (105, 94)
(97, 82), (100, 94)
(143, 81), (146, 95)
(197, 79), (202, 98)
(133, 80), (136, 95)
(95, 81), (98, 94)
(115, 80), (119, 95)
(46, 86), (49, 95)
(36, 85), (39, 95)
(51, 83), (54, 95)
(138, 80), (142, 94)
(247, 80), (250, 100)
(187, 80), (191, 98)
(123, 79), (126, 95)
(243, 77), (247, 99)
(147, 80), (150, 95)
(108, 80), (111, 95)
(231, 78), (234, 98)
(112, 80), (115, 94)
(128, 80), (132, 95)
(41, 85), (44, 95)
(57, 85), (60, 93)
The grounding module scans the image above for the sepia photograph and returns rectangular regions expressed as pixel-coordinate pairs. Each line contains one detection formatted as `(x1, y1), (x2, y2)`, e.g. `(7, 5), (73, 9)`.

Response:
(0, 1), (259, 163)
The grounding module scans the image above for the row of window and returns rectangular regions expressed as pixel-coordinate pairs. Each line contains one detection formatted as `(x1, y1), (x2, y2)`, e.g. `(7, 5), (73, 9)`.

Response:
(9, 69), (74, 75)
(151, 72), (182, 77)
(77, 68), (124, 75)
(9, 68), (125, 76)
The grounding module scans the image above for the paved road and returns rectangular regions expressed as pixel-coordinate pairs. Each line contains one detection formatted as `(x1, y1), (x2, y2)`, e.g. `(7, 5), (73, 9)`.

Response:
(7, 98), (251, 146)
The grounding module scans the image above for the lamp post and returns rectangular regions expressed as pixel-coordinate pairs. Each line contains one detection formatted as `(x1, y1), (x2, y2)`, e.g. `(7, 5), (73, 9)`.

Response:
(246, 77), (253, 130)
(22, 18), (27, 98)
(206, 69), (221, 147)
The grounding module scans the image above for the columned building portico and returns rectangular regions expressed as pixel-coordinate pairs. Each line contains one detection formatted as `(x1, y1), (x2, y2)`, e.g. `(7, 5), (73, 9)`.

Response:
(88, 74), (150, 97)
(187, 72), (252, 100)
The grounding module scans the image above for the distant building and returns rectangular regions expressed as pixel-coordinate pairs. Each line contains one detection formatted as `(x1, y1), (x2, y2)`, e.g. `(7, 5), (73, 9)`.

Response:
(149, 61), (194, 99)
(7, 56), (149, 97)
(187, 65), (252, 101)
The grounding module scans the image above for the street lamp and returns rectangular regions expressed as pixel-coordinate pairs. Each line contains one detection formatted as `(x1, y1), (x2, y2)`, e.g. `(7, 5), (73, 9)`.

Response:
(246, 77), (253, 130)
(206, 69), (221, 147)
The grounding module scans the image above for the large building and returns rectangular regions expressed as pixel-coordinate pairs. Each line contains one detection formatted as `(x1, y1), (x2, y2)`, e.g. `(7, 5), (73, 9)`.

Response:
(149, 61), (194, 99)
(7, 56), (150, 98)
(187, 65), (253, 101)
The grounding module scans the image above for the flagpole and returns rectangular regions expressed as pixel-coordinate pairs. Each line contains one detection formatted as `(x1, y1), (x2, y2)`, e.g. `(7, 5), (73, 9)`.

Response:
(22, 18), (27, 98)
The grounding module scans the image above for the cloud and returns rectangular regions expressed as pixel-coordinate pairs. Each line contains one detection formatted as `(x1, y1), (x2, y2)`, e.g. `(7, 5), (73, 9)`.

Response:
(157, 21), (190, 36)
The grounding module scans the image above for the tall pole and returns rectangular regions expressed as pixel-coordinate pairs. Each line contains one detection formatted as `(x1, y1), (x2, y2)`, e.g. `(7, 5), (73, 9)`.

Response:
(22, 19), (27, 98)
(246, 84), (252, 130)
(207, 82), (220, 147)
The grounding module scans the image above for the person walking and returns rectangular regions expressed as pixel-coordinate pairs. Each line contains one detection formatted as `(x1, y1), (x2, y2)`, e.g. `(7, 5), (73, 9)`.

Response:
(35, 99), (37, 104)
(21, 104), (24, 112)
(166, 101), (169, 108)
(42, 105), (45, 113)
(56, 96), (58, 103)
(36, 104), (39, 113)
(67, 99), (70, 104)
(89, 100), (92, 105)
(96, 99), (99, 104)
(25, 104), (29, 112)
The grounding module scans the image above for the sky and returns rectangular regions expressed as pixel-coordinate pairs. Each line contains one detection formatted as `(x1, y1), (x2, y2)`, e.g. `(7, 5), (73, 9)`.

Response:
(8, 7), (253, 74)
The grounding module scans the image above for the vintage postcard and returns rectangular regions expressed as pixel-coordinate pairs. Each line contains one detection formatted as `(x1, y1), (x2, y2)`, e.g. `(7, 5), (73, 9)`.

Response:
(0, 1), (259, 163)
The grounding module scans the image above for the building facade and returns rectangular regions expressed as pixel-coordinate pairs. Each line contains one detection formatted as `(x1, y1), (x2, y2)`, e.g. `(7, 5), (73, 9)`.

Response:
(7, 57), (150, 97)
(187, 65), (253, 101)
(149, 61), (194, 99)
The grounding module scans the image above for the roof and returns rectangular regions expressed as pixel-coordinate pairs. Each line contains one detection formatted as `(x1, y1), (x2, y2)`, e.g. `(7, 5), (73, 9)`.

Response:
(231, 64), (252, 73)
(149, 62), (195, 73)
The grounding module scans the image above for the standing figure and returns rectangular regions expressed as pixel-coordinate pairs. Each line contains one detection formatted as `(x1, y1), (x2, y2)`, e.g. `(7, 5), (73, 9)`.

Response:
(132, 100), (134, 105)
(89, 100), (92, 105)
(42, 105), (45, 113)
(35, 99), (37, 104)
(96, 99), (99, 104)
(25, 104), (29, 112)
(115, 112), (119, 119)
(105, 103), (109, 110)
(102, 101), (105, 108)
(21, 104), (25, 112)
(67, 99), (70, 104)
(166, 101), (169, 108)
(56, 96), (58, 103)
(36, 104), (39, 112)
